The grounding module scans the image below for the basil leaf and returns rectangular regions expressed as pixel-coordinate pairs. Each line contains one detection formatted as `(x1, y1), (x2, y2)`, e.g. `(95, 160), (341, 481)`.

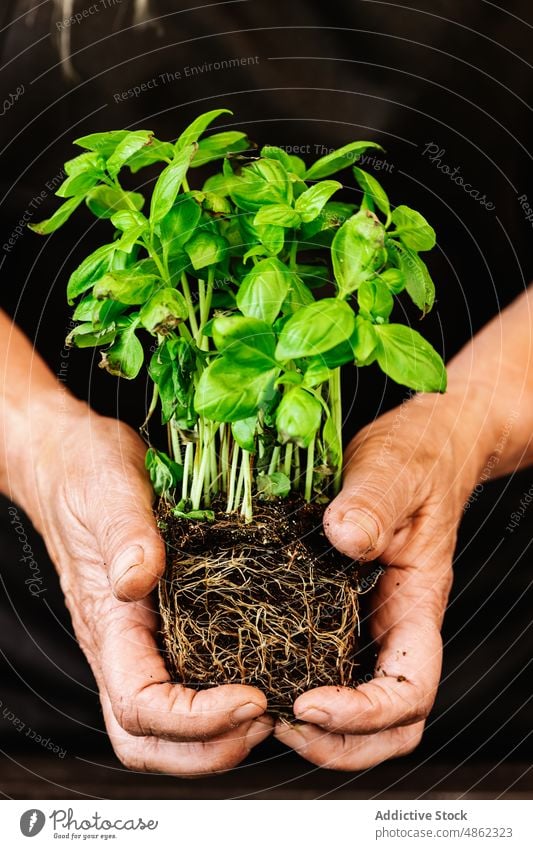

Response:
(86, 185), (145, 219)
(253, 204), (300, 228)
(256, 471), (291, 499)
(66, 243), (117, 303)
(212, 315), (277, 367)
(231, 417), (257, 452)
(236, 257), (291, 324)
(226, 158), (291, 212)
(184, 231), (228, 270)
(145, 447), (183, 497)
(106, 130), (154, 178)
(175, 108), (232, 152)
(275, 298), (355, 360)
(73, 130), (130, 155)
(276, 387), (322, 448)
(195, 358), (279, 422)
(352, 166), (391, 222)
(127, 140), (175, 173)
(149, 338), (195, 424)
(28, 195), (84, 235)
(390, 205), (436, 251)
(159, 194), (202, 258)
(357, 278), (394, 322)
(93, 270), (158, 304)
(378, 267), (405, 294)
(190, 131), (248, 167)
(304, 141), (383, 180)
(99, 324), (144, 379)
(139, 287), (188, 334)
(294, 180), (342, 223)
(150, 144), (196, 223)
(65, 322), (117, 349)
(392, 241), (435, 315)
(375, 324), (446, 392)
(331, 209), (386, 296)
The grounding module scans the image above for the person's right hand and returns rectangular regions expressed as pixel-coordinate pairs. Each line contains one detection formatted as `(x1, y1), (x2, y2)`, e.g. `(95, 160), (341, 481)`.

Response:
(27, 401), (272, 776)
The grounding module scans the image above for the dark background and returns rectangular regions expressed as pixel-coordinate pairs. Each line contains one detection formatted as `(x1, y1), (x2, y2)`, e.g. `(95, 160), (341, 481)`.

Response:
(0, 0), (531, 797)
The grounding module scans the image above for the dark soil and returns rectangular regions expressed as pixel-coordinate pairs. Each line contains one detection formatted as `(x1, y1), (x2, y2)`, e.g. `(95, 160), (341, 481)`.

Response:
(157, 499), (380, 718)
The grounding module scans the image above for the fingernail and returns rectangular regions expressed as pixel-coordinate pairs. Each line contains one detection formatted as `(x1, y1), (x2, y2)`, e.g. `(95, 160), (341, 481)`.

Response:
(295, 707), (331, 726)
(342, 509), (379, 553)
(231, 702), (264, 725)
(112, 544), (145, 586)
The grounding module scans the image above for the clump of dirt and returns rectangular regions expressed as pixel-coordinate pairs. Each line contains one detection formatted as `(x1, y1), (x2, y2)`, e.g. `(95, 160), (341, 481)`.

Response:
(158, 499), (379, 718)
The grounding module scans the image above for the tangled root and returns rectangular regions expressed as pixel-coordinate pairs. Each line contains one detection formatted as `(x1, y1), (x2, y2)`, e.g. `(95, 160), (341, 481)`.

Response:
(158, 502), (373, 717)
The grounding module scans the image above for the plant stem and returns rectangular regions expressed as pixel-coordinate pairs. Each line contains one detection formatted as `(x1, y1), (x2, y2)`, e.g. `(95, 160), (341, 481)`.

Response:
(169, 419), (182, 464)
(289, 236), (298, 269)
(181, 441), (194, 502)
(304, 435), (316, 502)
(328, 368), (343, 495)
(220, 424), (229, 493)
(226, 442), (240, 513)
(180, 272), (199, 337)
(283, 442), (293, 478)
(240, 450), (253, 522)
(268, 445), (281, 476)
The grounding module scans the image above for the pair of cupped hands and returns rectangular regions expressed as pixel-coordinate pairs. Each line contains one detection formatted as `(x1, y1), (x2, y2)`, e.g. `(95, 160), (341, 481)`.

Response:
(29, 386), (480, 776)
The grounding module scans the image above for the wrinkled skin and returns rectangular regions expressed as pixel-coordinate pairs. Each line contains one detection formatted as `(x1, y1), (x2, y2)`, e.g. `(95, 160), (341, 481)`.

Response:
(30, 386), (483, 774)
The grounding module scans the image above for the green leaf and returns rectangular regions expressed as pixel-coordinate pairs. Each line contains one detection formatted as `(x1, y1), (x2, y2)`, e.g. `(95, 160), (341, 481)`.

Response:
(331, 209), (386, 296)
(64, 151), (105, 177)
(353, 166), (391, 221)
(184, 231), (228, 270)
(127, 140), (175, 172)
(236, 257), (291, 324)
(276, 387), (322, 448)
(322, 414), (342, 470)
(65, 322), (117, 349)
(375, 324), (447, 392)
(352, 315), (378, 364)
(260, 145), (294, 170)
(139, 287), (188, 334)
(73, 130), (130, 155)
(390, 205), (436, 251)
(172, 508), (215, 521)
(106, 130), (154, 178)
(99, 324), (144, 379)
(149, 338), (194, 424)
(93, 270), (158, 304)
(28, 195), (84, 235)
(253, 204), (300, 228)
(256, 471), (291, 499)
(85, 185), (145, 219)
(159, 194), (202, 258)
(190, 131), (249, 167)
(392, 241), (435, 314)
(303, 360), (331, 388)
(231, 417), (257, 452)
(150, 144), (196, 223)
(66, 243), (117, 303)
(300, 201), (357, 248)
(212, 315), (277, 368)
(226, 157), (291, 212)
(304, 141), (383, 180)
(145, 447), (182, 497)
(275, 298), (355, 360)
(195, 358), (279, 422)
(294, 180), (342, 223)
(282, 274), (315, 314)
(357, 278), (394, 322)
(378, 267), (405, 294)
(175, 108), (232, 152)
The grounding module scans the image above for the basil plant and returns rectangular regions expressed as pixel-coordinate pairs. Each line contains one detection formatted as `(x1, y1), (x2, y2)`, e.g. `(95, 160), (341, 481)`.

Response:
(30, 109), (446, 522)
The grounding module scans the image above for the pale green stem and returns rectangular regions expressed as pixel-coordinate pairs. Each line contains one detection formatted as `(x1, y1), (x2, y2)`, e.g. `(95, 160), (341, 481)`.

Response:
(283, 442), (293, 478)
(169, 419), (182, 464)
(181, 272), (199, 337)
(181, 442), (194, 502)
(294, 446), (301, 491)
(304, 435), (316, 503)
(240, 450), (253, 522)
(328, 368), (343, 495)
(234, 459), (246, 516)
(220, 424), (229, 494)
(268, 445), (281, 476)
(226, 443), (240, 513)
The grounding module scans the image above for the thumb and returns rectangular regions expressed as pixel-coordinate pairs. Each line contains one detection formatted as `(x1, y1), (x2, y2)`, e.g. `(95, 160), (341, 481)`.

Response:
(323, 438), (421, 561)
(94, 477), (166, 602)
